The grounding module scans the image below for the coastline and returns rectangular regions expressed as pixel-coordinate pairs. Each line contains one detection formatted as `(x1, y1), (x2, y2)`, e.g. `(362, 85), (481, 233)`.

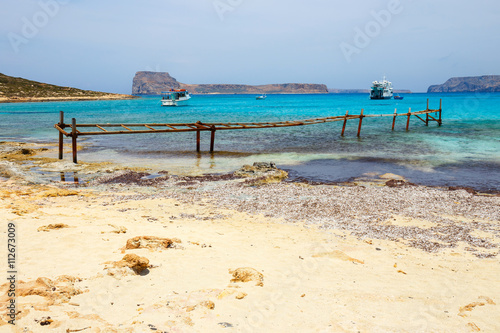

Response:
(0, 94), (138, 104)
(1, 142), (499, 332)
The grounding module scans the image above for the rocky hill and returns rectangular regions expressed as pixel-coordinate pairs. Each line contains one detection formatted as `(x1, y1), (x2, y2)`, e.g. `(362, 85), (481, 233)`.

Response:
(0, 73), (135, 103)
(428, 75), (500, 93)
(132, 71), (329, 95)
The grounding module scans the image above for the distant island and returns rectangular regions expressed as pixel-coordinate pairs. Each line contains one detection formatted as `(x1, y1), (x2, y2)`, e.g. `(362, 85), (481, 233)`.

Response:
(132, 72), (329, 95)
(0, 73), (136, 103)
(428, 75), (500, 93)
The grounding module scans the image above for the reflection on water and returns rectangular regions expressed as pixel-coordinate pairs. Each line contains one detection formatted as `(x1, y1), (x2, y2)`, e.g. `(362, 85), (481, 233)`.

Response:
(60, 172), (79, 184)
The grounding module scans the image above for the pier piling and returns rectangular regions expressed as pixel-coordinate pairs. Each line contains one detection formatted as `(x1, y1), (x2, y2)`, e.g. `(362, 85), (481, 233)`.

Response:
(196, 130), (201, 152)
(71, 118), (77, 164)
(392, 109), (397, 131)
(406, 108), (411, 131)
(341, 111), (349, 136)
(210, 126), (216, 152)
(58, 111), (64, 159)
(357, 109), (364, 137)
(439, 99), (442, 126)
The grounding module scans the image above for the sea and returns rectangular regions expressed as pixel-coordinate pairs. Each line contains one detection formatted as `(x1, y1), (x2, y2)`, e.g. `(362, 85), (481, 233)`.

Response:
(0, 93), (499, 192)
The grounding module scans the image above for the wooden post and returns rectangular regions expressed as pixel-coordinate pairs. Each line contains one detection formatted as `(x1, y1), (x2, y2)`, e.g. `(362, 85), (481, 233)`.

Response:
(196, 130), (201, 152)
(210, 126), (216, 152)
(58, 111), (64, 160)
(406, 108), (411, 131)
(71, 118), (77, 163)
(426, 113), (429, 126)
(426, 98), (429, 111)
(341, 110), (349, 136)
(438, 99), (442, 126)
(392, 109), (397, 131)
(357, 109), (364, 137)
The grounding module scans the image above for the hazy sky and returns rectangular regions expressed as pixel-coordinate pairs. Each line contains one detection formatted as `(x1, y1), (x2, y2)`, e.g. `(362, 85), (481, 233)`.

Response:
(1, 0), (499, 93)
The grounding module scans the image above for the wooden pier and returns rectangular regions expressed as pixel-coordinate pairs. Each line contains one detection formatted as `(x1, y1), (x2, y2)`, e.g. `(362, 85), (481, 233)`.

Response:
(54, 99), (442, 163)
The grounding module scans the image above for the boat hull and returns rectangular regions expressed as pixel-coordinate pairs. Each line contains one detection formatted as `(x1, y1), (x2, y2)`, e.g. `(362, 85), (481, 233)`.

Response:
(161, 95), (191, 107)
(370, 77), (393, 100)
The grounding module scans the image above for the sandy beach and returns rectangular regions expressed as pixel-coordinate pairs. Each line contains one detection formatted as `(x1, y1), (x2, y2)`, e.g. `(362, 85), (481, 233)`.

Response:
(0, 142), (499, 332)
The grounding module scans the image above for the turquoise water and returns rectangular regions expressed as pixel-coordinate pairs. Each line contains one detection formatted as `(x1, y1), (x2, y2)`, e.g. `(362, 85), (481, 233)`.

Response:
(0, 93), (499, 191)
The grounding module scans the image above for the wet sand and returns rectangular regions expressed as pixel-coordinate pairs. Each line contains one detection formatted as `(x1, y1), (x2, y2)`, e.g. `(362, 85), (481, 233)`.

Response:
(0, 142), (499, 332)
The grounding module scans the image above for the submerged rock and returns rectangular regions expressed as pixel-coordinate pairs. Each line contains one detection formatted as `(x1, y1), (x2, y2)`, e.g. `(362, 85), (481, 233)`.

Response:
(234, 162), (288, 185)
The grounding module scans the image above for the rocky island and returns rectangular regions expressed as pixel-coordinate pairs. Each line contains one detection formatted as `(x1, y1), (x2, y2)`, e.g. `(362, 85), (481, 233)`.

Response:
(0, 73), (136, 103)
(132, 71), (329, 95)
(428, 75), (500, 93)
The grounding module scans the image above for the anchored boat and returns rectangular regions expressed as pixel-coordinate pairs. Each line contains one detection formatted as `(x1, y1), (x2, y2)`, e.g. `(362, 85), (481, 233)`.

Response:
(161, 89), (191, 106)
(256, 94), (267, 100)
(370, 77), (393, 100)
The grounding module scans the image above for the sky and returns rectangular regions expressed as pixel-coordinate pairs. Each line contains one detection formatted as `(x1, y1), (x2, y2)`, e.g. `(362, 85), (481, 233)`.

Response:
(1, 0), (499, 93)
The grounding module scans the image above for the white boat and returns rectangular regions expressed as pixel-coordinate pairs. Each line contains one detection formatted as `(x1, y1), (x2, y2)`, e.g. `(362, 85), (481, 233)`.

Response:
(256, 94), (267, 100)
(161, 89), (191, 106)
(370, 77), (393, 100)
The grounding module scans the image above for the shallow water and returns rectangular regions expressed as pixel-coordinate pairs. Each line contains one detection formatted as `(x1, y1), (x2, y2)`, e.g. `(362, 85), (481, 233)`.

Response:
(0, 93), (499, 191)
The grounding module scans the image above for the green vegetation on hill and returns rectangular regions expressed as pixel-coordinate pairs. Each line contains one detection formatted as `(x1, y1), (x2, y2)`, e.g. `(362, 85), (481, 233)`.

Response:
(0, 73), (134, 103)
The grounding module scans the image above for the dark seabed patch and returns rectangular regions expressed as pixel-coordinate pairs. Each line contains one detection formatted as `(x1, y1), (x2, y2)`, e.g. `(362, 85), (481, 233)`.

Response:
(281, 158), (500, 193)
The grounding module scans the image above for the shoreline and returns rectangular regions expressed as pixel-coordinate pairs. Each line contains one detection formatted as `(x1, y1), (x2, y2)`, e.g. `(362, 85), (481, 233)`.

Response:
(0, 94), (138, 104)
(0, 142), (499, 331)
(2, 140), (499, 195)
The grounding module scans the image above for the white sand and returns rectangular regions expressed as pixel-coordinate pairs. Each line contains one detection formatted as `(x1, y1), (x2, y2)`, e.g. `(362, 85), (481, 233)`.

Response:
(0, 180), (498, 332)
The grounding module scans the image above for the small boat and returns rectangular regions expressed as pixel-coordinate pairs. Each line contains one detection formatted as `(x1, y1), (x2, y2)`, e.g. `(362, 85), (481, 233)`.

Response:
(256, 94), (267, 100)
(161, 89), (191, 106)
(370, 77), (393, 100)
(394, 95), (404, 100)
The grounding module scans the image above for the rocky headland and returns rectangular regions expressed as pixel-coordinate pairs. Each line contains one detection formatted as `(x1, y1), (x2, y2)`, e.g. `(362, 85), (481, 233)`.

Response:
(428, 75), (500, 93)
(132, 71), (329, 95)
(0, 73), (136, 103)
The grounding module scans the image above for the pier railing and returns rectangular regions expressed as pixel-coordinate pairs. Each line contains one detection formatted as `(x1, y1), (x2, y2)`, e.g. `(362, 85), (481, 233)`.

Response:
(54, 99), (442, 163)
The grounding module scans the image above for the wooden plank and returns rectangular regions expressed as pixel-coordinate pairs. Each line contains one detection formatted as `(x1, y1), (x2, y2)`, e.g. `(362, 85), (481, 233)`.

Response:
(145, 125), (156, 131)
(120, 124), (133, 131)
(96, 125), (108, 132)
(427, 114), (438, 121)
(414, 115), (427, 123)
